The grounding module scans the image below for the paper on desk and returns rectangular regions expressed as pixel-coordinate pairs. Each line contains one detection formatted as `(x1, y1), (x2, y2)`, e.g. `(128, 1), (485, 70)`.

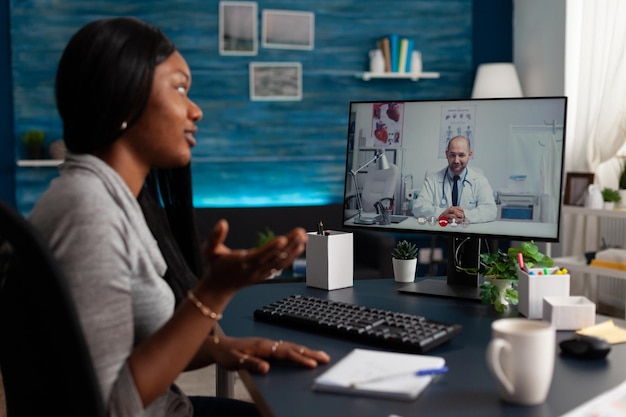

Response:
(576, 320), (626, 344)
(311, 348), (445, 401)
(559, 379), (626, 417)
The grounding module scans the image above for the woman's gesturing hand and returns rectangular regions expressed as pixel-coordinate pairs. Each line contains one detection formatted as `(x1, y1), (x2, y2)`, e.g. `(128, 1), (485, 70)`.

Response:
(200, 219), (307, 291)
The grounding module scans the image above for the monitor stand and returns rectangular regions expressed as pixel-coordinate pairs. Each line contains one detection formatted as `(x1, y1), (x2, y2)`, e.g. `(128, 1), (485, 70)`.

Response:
(398, 237), (482, 301)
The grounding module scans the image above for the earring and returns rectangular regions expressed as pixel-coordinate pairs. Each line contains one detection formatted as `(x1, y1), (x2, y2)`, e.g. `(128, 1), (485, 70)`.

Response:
(120, 121), (128, 130)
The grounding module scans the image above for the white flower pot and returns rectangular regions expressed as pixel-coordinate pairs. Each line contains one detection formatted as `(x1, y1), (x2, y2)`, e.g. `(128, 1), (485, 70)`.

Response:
(604, 202), (616, 210)
(486, 277), (513, 308)
(392, 258), (417, 283)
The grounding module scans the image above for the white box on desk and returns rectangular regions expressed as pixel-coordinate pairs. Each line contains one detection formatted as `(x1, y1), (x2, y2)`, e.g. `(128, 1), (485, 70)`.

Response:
(518, 267), (570, 319)
(305, 231), (353, 290)
(543, 296), (595, 330)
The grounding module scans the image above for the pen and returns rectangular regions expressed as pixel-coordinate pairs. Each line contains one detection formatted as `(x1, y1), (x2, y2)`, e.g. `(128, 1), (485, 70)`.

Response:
(349, 366), (448, 387)
(317, 220), (324, 235)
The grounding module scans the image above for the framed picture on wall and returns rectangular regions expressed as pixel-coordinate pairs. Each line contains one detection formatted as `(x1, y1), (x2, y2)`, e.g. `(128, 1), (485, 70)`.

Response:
(219, 1), (258, 55)
(262, 10), (315, 50)
(564, 172), (595, 206)
(249, 62), (302, 101)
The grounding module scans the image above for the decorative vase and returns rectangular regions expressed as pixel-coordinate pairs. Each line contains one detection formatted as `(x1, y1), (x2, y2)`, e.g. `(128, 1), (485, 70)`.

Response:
(369, 49), (385, 73)
(410, 50), (422, 75)
(486, 277), (513, 309)
(392, 258), (417, 283)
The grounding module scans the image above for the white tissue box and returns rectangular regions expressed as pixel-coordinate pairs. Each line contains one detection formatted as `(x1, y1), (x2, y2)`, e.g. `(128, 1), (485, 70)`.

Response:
(305, 231), (353, 290)
(543, 296), (596, 330)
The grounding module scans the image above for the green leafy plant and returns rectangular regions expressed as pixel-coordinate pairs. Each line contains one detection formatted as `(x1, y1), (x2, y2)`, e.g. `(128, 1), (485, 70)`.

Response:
(478, 241), (553, 312)
(21, 129), (45, 147)
(255, 227), (275, 247)
(601, 187), (621, 203)
(391, 240), (418, 260)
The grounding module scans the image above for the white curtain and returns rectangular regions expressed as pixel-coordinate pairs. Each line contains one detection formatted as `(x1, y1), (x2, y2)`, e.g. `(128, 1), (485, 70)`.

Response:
(563, 0), (626, 256)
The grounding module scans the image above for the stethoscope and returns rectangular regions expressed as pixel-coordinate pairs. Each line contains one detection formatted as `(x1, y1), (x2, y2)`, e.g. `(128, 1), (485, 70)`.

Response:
(440, 167), (471, 207)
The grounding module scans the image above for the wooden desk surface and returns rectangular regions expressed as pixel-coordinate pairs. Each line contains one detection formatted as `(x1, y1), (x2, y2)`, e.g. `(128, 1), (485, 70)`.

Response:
(219, 279), (626, 417)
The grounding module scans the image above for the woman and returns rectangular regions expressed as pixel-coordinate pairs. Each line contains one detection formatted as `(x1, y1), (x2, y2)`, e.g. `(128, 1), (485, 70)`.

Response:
(29, 17), (329, 417)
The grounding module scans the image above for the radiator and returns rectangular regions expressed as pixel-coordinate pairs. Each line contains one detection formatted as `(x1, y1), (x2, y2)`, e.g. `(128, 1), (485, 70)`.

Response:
(595, 217), (626, 317)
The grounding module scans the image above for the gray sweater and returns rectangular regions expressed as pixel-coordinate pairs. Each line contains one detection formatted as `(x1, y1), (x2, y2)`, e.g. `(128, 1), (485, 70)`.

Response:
(29, 153), (193, 417)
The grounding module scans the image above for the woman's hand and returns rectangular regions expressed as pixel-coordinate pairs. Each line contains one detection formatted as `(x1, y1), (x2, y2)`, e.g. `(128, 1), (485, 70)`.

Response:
(199, 219), (307, 292)
(209, 335), (330, 374)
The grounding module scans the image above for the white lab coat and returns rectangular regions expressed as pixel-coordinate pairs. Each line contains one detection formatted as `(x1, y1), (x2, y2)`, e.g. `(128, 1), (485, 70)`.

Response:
(412, 166), (497, 224)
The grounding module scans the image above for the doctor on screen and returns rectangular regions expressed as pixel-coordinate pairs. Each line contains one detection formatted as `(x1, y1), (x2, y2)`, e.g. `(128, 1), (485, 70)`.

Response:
(412, 135), (497, 224)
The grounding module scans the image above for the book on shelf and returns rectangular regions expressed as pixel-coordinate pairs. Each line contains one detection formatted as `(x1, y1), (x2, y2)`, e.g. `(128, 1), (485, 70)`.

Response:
(379, 37), (391, 73)
(398, 38), (409, 74)
(389, 34), (399, 72)
(405, 39), (414, 73)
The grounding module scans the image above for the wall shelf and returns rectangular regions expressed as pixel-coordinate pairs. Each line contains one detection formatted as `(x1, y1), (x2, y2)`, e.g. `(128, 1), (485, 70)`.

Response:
(356, 71), (440, 81)
(17, 159), (62, 167)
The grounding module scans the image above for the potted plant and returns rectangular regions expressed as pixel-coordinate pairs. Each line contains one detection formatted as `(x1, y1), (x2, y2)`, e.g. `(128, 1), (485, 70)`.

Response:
(601, 187), (621, 210)
(255, 227), (282, 278)
(21, 129), (45, 159)
(478, 241), (553, 312)
(391, 240), (418, 283)
(255, 226), (276, 247)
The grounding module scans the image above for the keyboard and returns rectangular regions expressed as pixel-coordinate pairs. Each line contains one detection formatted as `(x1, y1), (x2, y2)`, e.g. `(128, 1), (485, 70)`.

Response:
(253, 294), (462, 353)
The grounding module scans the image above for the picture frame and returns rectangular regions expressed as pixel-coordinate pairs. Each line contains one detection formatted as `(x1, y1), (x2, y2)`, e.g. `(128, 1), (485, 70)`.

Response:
(564, 172), (595, 206)
(219, 1), (258, 56)
(262, 10), (315, 50)
(249, 62), (302, 101)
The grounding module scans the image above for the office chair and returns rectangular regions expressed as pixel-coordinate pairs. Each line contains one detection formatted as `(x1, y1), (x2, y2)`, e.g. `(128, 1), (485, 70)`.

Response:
(0, 201), (107, 417)
(345, 163), (400, 217)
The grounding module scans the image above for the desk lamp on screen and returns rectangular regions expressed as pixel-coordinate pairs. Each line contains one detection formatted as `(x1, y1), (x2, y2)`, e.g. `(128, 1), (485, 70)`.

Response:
(341, 97), (567, 300)
(349, 149), (390, 225)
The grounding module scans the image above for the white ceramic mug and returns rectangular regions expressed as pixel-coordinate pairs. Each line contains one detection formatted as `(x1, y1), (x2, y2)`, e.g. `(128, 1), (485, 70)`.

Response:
(486, 318), (555, 405)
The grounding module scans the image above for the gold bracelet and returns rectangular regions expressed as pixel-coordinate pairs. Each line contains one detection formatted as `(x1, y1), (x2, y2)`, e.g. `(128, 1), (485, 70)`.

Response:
(187, 291), (223, 320)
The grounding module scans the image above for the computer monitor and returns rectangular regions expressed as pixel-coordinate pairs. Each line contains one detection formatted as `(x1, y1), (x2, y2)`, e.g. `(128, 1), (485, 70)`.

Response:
(341, 97), (567, 299)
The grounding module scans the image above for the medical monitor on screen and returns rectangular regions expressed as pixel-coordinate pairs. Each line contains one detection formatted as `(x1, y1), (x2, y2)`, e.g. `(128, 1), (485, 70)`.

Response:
(341, 97), (567, 299)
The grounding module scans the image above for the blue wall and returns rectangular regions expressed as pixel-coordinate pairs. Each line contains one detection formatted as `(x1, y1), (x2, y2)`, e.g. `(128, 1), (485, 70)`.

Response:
(4, 0), (512, 213)
(1, 2), (15, 205)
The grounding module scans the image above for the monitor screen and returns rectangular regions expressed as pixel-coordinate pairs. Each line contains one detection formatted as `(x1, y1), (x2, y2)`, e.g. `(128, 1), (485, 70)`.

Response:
(341, 97), (567, 298)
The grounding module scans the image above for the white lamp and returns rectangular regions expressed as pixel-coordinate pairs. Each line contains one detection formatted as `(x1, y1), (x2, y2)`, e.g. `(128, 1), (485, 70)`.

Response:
(350, 150), (390, 225)
(471, 63), (523, 98)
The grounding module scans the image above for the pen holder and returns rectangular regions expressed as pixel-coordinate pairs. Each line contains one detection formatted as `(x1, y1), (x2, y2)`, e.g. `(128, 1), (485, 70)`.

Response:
(518, 267), (570, 319)
(306, 231), (353, 290)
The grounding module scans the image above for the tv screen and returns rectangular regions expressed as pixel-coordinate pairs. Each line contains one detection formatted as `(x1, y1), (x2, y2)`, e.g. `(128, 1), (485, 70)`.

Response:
(342, 97), (567, 240)
(341, 97), (567, 298)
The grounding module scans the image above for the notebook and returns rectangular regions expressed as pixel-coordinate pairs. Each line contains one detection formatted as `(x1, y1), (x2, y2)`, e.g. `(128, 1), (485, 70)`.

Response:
(311, 348), (446, 401)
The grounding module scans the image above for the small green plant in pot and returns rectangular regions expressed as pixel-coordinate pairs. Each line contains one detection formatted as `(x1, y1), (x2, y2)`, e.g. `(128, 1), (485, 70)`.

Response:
(392, 240), (418, 260)
(255, 227), (282, 279)
(255, 226), (276, 247)
(601, 187), (621, 209)
(391, 240), (418, 283)
(478, 241), (553, 312)
(21, 129), (45, 159)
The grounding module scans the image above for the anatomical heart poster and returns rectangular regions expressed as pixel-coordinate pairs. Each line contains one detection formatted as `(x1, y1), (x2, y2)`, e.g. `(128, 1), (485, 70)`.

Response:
(369, 102), (404, 148)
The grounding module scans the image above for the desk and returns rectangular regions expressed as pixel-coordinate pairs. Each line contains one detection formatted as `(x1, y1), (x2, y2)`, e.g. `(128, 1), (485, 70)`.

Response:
(219, 279), (626, 417)
(344, 213), (559, 241)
